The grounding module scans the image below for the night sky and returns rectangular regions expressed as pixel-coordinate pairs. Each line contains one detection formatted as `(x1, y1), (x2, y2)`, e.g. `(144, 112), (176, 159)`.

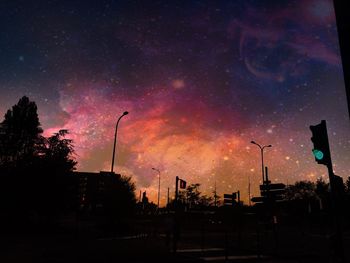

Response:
(1, 0), (349, 204)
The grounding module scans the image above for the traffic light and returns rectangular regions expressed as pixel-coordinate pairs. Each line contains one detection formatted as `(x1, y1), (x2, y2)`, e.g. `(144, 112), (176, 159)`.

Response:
(309, 120), (331, 166)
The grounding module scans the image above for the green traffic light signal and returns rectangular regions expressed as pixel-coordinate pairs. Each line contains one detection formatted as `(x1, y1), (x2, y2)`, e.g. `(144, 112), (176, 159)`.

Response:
(312, 149), (324, 160)
(310, 120), (331, 166)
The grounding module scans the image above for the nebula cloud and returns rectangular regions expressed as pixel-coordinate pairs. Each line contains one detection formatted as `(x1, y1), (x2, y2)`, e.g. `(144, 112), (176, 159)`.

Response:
(1, 0), (349, 204)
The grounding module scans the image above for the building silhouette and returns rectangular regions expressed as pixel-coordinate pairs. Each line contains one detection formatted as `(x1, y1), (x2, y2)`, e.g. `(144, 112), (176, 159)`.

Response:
(74, 171), (121, 213)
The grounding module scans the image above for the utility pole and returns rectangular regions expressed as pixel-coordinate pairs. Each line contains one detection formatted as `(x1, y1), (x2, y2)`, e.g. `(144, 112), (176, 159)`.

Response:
(248, 176), (251, 206)
(167, 187), (170, 207)
(175, 176), (179, 202)
(152, 168), (161, 210)
(214, 181), (217, 207)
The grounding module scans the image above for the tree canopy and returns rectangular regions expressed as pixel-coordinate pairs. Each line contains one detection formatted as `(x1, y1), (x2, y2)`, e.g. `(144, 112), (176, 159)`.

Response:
(0, 96), (43, 167)
(0, 96), (76, 173)
(0, 96), (77, 219)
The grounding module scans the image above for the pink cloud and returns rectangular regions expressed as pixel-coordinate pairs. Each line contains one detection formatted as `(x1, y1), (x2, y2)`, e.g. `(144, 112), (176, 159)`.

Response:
(287, 36), (340, 66)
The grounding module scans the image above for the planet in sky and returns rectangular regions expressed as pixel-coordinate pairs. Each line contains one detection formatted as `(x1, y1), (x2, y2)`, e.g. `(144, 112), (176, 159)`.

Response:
(1, 0), (349, 204)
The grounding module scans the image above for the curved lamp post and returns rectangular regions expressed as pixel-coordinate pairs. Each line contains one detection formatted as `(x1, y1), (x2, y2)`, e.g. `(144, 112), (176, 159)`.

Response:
(152, 167), (161, 209)
(250, 141), (272, 183)
(111, 111), (129, 173)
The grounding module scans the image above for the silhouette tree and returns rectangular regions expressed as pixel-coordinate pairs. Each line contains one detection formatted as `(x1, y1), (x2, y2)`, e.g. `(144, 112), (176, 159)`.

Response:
(0, 97), (44, 223)
(284, 181), (318, 214)
(315, 177), (330, 211)
(315, 178), (329, 195)
(344, 177), (350, 218)
(198, 195), (214, 207)
(285, 181), (317, 201)
(0, 96), (43, 169)
(102, 175), (136, 233)
(174, 183), (216, 210)
(40, 129), (77, 174)
(283, 180), (338, 214)
(186, 183), (201, 208)
(345, 177), (350, 194)
(0, 97), (77, 224)
(35, 130), (77, 216)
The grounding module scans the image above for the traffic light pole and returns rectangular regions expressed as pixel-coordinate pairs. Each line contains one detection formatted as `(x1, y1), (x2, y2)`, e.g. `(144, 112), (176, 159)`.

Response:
(265, 166), (279, 249)
(327, 162), (345, 263)
(310, 120), (344, 262)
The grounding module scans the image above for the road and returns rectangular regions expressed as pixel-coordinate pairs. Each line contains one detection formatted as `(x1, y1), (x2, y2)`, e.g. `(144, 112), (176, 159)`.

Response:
(1, 212), (349, 262)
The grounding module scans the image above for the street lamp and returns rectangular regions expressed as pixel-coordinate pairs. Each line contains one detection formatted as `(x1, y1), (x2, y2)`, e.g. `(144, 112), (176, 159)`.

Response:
(152, 167), (161, 209)
(111, 111), (129, 173)
(250, 141), (272, 183)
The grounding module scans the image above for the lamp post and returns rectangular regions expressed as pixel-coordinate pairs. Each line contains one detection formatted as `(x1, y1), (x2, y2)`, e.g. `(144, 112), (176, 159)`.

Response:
(111, 111), (129, 173)
(152, 167), (161, 209)
(250, 141), (272, 183)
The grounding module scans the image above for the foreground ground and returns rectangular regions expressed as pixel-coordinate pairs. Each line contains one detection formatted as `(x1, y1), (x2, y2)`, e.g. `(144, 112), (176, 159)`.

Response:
(1, 211), (349, 263)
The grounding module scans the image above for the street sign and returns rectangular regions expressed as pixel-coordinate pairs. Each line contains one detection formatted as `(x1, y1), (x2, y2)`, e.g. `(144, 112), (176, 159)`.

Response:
(179, 179), (187, 189)
(223, 192), (238, 206)
(224, 193), (237, 199)
(259, 183), (286, 202)
(260, 189), (286, 197)
(260, 183), (286, 191)
(251, 196), (285, 203)
(261, 194), (284, 200)
(252, 182), (286, 204)
(251, 197), (265, 203)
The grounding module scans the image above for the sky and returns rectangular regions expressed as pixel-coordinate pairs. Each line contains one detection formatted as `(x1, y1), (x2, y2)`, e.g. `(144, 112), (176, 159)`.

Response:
(1, 0), (349, 205)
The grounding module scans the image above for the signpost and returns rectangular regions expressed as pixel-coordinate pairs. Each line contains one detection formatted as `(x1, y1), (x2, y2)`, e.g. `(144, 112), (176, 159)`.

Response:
(260, 183), (285, 191)
(175, 176), (187, 202)
(260, 183), (286, 202)
(223, 191), (240, 206)
(251, 196), (265, 203)
(251, 168), (286, 204)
